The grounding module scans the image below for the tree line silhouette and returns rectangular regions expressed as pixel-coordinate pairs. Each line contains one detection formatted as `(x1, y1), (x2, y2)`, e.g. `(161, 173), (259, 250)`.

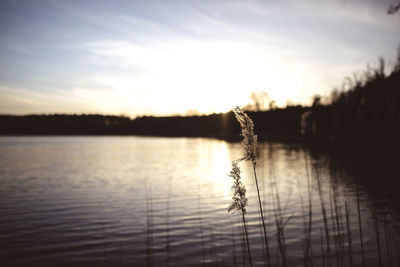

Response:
(0, 108), (307, 140)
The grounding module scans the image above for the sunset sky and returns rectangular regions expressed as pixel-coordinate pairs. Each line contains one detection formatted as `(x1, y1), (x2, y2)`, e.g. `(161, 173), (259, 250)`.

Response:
(0, 0), (399, 116)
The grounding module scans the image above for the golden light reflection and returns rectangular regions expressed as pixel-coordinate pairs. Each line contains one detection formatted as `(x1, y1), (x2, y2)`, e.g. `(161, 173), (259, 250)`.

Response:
(207, 141), (232, 199)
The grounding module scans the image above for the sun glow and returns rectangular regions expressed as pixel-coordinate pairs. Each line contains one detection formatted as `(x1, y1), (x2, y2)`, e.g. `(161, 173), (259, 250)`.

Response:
(83, 39), (306, 116)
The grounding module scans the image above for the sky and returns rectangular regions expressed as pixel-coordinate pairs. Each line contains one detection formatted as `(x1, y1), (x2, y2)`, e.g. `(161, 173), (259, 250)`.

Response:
(0, 0), (399, 117)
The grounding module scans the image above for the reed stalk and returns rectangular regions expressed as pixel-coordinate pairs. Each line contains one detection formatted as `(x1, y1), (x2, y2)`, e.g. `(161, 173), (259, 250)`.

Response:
(166, 180), (172, 266)
(230, 221), (237, 267)
(372, 196), (383, 267)
(321, 228), (325, 267)
(233, 106), (271, 266)
(388, 209), (400, 265)
(329, 175), (344, 267)
(197, 192), (206, 266)
(383, 206), (393, 267)
(306, 159), (313, 267)
(303, 152), (313, 267)
(345, 200), (353, 267)
(241, 221), (247, 267)
(271, 179), (287, 267)
(356, 187), (366, 267)
(145, 180), (154, 267)
(242, 212), (253, 267)
(315, 164), (331, 267)
(228, 160), (253, 267)
(253, 163), (272, 266)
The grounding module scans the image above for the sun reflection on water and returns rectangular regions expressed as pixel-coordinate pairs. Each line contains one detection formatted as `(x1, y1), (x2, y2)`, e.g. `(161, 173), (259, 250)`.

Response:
(207, 141), (232, 199)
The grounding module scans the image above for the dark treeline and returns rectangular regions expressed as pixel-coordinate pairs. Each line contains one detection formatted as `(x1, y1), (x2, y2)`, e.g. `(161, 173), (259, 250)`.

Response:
(0, 108), (307, 140)
(304, 53), (400, 172)
(0, 114), (133, 135)
(1, 49), (400, 149)
(305, 57), (400, 139)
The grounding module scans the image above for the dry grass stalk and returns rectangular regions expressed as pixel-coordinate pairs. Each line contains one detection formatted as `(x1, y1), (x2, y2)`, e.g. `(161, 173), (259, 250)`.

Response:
(228, 160), (253, 267)
(233, 106), (271, 266)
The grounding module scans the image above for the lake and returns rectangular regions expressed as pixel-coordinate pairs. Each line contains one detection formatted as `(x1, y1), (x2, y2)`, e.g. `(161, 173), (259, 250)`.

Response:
(0, 136), (399, 266)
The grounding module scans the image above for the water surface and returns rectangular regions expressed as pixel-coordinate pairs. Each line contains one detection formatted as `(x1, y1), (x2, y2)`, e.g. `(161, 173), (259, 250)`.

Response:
(0, 136), (398, 266)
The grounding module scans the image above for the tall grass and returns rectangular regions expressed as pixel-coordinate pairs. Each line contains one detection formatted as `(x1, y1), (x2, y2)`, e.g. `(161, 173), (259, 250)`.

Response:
(329, 173), (344, 267)
(228, 160), (253, 267)
(233, 106), (271, 266)
(372, 195), (383, 267)
(271, 177), (288, 267)
(222, 106), (400, 266)
(166, 179), (172, 266)
(145, 179), (154, 267)
(197, 190), (206, 266)
(382, 205), (393, 267)
(345, 200), (353, 267)
(315, 164), (331, 267)
(230, 219), (238, 267)
(304, 152), (314, 267)
(356, 186), (366, 267)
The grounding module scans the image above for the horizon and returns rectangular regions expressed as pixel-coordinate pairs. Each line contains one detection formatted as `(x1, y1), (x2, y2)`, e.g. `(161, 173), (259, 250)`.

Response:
(1, 0), (400, 117)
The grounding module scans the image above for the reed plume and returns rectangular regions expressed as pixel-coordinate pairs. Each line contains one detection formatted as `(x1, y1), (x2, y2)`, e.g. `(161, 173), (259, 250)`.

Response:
(228, 160), (248, 214)
(233, 107), (257, 163)
(233, 106), (271, 266)
(228, 160), (253, 267)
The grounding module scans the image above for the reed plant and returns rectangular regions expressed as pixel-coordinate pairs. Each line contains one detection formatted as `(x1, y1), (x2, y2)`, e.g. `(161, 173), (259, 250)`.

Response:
(356, 187), (366, 267)
(372, 195), (383, 267)
(329, 174), (344, 267)
(320, 228), (325, 267)
(228, 160), (253, 267)
(303, 153), (314, 267)
(145, 180), (154, 267)
(233, 106), (271, 266)
(345, 200), (353, 267)
(197, 190), (206, 266)
(315, 164), (331, 267)
(271, 178), (288, 267)
(166, 179), (172, 266)
(230, 219), (238, 267)
(382, 206), (393, 267)
(223, 106), (400, 267)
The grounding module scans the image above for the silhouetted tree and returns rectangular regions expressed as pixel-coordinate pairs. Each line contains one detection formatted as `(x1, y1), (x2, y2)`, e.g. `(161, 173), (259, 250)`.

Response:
(312, 95), (321, 107)
(246, 92), (270, 111)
